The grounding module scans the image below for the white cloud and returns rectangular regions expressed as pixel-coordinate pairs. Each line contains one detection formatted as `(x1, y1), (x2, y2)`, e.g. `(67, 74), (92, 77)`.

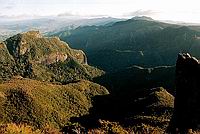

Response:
(123, 10), (158, 17)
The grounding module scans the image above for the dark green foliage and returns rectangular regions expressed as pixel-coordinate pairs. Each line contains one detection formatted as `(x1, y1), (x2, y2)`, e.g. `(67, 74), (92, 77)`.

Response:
(3, 88), (44, 127)
(47, 59), (91, 84)
(0, 43), (16, 80)
(0, 63), (15, 81)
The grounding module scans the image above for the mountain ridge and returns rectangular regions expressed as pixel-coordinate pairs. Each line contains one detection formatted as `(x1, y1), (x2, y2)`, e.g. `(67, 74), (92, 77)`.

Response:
(52, 18), (200, 72)
(0, 31), (104, 83)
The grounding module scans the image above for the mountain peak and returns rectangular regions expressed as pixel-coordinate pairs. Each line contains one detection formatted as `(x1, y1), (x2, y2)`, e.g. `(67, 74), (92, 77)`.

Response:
(131, 16), (154, 21)
(21, 30), (42, 38)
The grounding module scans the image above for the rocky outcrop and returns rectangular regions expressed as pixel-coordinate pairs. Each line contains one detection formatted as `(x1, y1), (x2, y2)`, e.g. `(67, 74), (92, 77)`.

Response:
(169, 53), (200, 133)
(4, 31), (87, 65)
(72, 50), (87, 65)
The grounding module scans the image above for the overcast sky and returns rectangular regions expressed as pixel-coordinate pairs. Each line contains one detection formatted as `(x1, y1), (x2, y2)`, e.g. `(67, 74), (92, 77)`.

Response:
(0, 0), (200, 23)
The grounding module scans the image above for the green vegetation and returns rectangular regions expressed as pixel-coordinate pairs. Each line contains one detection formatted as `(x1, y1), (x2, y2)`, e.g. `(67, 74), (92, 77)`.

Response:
(0, 42), (15, 81)
(0, 78), (108, 129)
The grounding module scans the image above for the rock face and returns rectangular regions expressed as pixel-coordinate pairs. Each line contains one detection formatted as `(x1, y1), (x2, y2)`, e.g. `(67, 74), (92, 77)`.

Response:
(170, 53), (200, 132)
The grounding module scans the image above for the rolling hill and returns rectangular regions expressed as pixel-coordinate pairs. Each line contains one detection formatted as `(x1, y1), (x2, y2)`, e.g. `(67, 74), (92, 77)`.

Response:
(0, 77), (109, 129)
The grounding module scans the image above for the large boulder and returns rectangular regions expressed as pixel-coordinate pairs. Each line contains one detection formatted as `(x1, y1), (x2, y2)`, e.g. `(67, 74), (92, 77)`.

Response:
(169, 53), (200, 133)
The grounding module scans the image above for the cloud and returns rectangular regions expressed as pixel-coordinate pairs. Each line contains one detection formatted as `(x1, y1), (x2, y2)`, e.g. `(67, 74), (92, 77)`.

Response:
(0, 14), (41, 21)
(57, 12), (108, 18)
(123, 10), (158, 17)
(57, 12), (77, 17)
(1, 1), (16, 10)
(4, 5), (14, 9)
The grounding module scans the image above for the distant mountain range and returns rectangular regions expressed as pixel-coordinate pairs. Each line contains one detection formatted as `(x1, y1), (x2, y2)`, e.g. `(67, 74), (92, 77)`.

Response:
(50, 17), (200, 72)
(0, 17), (125, 41)
(47, 16), (200, 96)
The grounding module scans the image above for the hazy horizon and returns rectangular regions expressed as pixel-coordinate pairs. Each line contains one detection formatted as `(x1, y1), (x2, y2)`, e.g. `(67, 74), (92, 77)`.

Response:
(0, 0), (200, 23)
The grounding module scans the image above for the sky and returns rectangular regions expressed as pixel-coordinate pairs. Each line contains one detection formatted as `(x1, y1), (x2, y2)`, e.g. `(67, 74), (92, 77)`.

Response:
(0, 0), (200, 23)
